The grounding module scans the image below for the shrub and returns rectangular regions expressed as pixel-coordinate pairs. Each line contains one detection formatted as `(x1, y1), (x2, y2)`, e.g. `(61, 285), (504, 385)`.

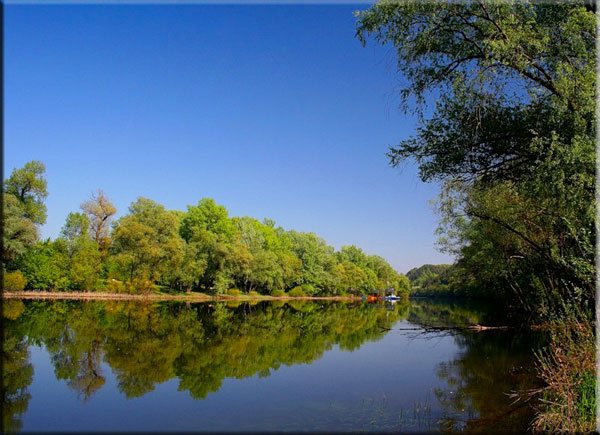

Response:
(271, 288), (285, 297)
(125, 277), (155, 294)
(227, 288), (242, 296)
(301, 284), (316, 296)
(248, 290), (260, 297)
(105, 278), (125, 293)
(16, 240), (70, 291)
(3, 299), (25, 320)
(4, 271), (27, 291)
(288, 286), (306, 297)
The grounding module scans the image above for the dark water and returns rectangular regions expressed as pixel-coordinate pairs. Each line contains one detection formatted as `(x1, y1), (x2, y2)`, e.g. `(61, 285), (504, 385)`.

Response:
(3, 298), (544, 432)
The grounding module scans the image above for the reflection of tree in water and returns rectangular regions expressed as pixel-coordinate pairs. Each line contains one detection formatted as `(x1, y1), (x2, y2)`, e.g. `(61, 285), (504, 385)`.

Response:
(2, 300), (33, 433)
(10, 299), (409, 403)
(408, 298), (488, 328)
(4, 298), (544, 432)
(407, 299), (545, 432)
(63, 340), (105, 402)
(43, 303), (106, 402)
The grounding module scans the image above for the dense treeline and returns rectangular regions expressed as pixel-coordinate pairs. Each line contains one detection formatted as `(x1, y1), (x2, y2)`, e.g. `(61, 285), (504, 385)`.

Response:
(406, 264), (454, 296)
(406, 264), (451, 283)
(356, 1), (595, 430)
(2, 163), (409, 297)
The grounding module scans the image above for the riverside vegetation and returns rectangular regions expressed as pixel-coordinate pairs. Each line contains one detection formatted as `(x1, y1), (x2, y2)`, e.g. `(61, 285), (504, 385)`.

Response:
(2, 161), (409, 298)
(356, 0), (596, 431)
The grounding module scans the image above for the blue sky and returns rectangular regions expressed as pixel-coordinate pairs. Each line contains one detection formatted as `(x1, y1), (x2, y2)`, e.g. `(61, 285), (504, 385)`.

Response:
(5, 4), (453, 273)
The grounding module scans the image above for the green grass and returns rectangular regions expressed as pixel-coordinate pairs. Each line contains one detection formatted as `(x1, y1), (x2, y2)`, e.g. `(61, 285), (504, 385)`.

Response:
(575, 369), (596, 425)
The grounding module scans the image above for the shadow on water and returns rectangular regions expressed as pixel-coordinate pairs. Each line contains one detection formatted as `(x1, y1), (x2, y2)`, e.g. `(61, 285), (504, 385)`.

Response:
(2, 298), (543, 432)
(409, 299), (546, 432)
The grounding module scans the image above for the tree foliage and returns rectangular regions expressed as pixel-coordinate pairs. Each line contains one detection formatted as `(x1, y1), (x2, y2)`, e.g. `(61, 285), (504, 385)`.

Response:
(2, 161), (48, 270)
(5, 161), (407, 296)
(4, 160), (48, 225)
(2, 194), (38, 269)
(356, 0), (595, 318)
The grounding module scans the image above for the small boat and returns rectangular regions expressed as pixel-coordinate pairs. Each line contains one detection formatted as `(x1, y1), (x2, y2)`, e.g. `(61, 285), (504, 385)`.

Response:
(382, 295), (402, 301)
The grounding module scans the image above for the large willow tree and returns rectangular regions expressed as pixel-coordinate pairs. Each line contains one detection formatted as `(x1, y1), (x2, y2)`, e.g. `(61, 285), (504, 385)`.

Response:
(356, 1), (595, 318)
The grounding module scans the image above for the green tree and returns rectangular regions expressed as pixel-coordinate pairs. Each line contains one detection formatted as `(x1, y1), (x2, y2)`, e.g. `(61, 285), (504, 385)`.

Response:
(2, 194), (37, 269)
(4, 160), (48, 225)
(3, 161), (49, 271)
(356, 1), (595, 317)
(17, 240), (70, 291)
(59, 212), (103, 291)
(287, 231), (338, 294)
(111, 197), (184, 288)
(179, 199), (237, 292)
(173, 242), (208, 292)
(68, 240), (103, 291)
(60, 212), (90, 242)
(180, 198), (235, 242)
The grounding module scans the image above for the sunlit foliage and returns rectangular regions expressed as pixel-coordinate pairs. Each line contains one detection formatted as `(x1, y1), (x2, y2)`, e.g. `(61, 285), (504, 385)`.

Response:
(4, 161), (407, 296)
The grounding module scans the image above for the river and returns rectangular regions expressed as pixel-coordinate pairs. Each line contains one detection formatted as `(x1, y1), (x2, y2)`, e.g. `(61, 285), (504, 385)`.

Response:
(3, 298), (544, 432)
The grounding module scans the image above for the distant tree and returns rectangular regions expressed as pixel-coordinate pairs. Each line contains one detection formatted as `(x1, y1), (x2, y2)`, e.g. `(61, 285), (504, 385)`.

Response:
(179, 198), (237, 291)
(168, 210), (186, 230)
(60, 212), (90, 242)
(287, 231), (338, 294)
(337, 261), (368, 292)
(406, 264), (453, 284)
(68, 240), (103, 291)
(81, 189), (116, 251)
(262, 218), (276, 228)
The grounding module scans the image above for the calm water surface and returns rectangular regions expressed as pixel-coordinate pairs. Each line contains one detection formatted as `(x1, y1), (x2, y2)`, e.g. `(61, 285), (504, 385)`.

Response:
(3, 298), (543, 432)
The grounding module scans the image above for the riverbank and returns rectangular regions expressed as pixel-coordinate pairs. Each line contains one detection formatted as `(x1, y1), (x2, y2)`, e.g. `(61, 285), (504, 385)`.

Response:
(2, 291), (362, 302)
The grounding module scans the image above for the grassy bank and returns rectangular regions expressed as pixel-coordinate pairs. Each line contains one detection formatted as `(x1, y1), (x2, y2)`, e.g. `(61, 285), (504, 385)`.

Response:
(2, 291), (362, 302)
(532, 316), (596, 432)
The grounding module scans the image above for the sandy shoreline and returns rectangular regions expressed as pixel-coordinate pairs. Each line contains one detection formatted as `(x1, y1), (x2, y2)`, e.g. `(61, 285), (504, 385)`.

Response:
(2, 291), (362, 302)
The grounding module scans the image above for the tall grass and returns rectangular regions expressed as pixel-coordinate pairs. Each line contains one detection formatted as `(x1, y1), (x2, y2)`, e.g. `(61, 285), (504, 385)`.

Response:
(532, 311), (596, 432)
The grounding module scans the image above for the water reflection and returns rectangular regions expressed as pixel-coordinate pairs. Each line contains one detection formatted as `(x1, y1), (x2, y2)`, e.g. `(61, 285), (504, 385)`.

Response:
(409, 299), (544, 432)
(2, 298), (541, 432)
(3, 300), (33, 433)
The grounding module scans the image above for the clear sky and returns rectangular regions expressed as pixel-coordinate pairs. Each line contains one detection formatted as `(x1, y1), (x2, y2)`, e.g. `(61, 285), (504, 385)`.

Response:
(5, 4), (454, 273)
